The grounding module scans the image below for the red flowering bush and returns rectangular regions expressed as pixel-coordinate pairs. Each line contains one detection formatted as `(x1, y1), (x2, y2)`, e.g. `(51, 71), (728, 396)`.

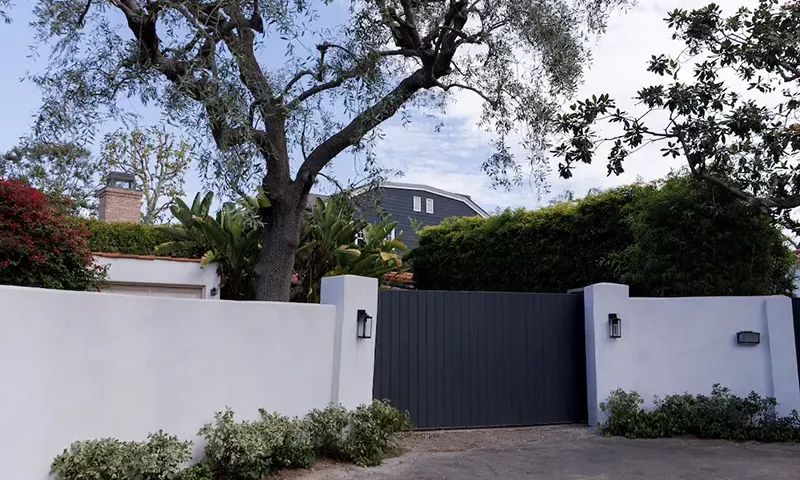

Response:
(0, 179), (106, 290)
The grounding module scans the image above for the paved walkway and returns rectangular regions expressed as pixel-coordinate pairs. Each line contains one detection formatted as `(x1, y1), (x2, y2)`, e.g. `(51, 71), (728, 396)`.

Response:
(292, 426), (800, 479)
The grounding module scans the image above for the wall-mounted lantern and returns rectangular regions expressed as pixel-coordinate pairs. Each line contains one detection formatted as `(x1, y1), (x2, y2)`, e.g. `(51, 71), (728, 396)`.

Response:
(609, 313), (622, 339)
(357, 309), (373, 339)
(737, 331), (760, 346)
(210, 287), (218, 297)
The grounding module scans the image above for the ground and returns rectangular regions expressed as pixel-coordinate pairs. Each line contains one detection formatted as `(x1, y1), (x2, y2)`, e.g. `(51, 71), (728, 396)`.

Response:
(286, 426), (800, 479)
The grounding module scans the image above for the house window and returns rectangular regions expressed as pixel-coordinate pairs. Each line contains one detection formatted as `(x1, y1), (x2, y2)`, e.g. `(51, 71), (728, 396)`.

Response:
(413, 196), (422, 212)
(388, 228), (396, 241)
(426, 198), (434, 214)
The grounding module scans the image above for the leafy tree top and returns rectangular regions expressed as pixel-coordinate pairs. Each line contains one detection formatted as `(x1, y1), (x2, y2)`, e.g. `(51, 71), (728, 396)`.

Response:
(30, 0), (628, 192)
(553, 0), (800, 229)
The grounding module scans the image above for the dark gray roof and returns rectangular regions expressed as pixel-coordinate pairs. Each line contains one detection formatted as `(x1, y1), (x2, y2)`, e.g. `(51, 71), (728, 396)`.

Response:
(305, 193), (329, 209)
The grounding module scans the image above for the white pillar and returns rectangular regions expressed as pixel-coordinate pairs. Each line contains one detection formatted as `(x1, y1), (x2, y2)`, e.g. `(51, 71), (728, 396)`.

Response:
(583, 283), (631, 427)
(765, 295), (800, 416)
(320, 275), (379, 409)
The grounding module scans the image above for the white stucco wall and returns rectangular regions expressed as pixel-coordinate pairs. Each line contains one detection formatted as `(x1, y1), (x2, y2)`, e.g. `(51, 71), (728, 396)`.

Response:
(0, 276), (378, 480)
(94, 254), (221, 299)
(584, 283), (800, 427)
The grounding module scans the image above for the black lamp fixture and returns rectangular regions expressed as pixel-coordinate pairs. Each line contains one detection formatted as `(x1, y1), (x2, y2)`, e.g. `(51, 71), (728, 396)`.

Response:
(210, 287), (218, 297)
(737, 331), (760, 346)
(609, 313), (622, 339)
(356, 309), (373, 339)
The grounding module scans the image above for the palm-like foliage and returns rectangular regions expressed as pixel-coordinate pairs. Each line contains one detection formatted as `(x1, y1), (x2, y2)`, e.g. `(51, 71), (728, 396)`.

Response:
(156, 192), (261, 300)
(157, 190), (405, 302)
(293, 197), (407, 303)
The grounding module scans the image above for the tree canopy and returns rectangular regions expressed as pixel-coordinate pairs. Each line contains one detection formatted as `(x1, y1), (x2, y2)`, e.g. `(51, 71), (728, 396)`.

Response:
(29, 0), (629, 300)
(1, 140), (103, 213)
(553, 0), (800, 229)
(102, 126), (192, 224)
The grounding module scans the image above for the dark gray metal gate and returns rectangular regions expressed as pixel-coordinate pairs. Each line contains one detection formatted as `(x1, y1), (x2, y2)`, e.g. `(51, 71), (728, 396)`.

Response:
(372, 290), (587, 429)
(791, 298), (800, 386)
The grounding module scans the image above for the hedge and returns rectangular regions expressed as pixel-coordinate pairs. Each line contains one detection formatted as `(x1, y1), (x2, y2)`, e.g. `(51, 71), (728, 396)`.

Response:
(84, 219), (202, 258)
(409, 176), (796, 297)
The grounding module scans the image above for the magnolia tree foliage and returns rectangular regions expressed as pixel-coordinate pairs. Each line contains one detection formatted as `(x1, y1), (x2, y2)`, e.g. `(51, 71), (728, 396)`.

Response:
(553, 0), (800, 230)
(30, 0), (627, 300)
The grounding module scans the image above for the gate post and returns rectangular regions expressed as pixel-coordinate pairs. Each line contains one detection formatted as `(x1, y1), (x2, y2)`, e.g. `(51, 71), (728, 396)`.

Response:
(765, 296), (800, 415)
(321, 275), (379, 409)
(583, 283), (631, 428)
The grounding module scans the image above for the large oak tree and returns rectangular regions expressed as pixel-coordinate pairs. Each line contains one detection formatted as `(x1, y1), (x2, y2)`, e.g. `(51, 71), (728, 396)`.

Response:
(30, 0), (627, 300)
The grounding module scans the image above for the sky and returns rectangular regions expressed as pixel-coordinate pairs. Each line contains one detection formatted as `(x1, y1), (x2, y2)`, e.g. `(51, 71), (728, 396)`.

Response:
(0, 0), (758, 213)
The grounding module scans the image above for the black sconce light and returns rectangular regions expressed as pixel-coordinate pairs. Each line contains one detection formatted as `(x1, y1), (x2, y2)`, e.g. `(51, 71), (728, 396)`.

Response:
(737, 331), (760, 346)
(609, 313), (622, 339)
(357, 310), (373, 339)
(210, 287), (218, 297)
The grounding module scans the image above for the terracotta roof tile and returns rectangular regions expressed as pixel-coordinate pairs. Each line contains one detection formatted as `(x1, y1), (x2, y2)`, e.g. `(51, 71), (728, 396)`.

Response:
(93, 252), (202, 263)
(383, 271), (414, 284)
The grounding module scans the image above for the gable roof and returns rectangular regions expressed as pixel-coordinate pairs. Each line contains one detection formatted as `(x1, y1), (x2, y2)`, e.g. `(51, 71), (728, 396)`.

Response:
(354, 182), (489, 218)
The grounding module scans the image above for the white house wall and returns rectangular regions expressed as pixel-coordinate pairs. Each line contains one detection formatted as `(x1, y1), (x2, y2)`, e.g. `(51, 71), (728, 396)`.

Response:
(0, 276), (378, 480)
(94, 254), (221, 299)
(583, 283), (800, 427)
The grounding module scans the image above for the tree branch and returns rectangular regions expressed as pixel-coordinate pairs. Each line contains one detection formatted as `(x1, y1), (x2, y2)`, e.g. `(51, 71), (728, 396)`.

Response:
(435, 81), (498, 108)
(287, 58), (377, 110)
(77, 0), (92, 27)
(282, 69), (316, 96)
(295, 70), (428, 185)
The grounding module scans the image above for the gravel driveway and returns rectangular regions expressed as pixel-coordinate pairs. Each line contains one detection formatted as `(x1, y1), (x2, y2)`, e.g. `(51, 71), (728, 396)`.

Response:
(287, 425), (800, 480)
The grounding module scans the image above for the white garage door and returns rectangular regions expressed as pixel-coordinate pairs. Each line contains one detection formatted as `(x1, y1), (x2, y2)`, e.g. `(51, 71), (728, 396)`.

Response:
(104, 283), (204, 299)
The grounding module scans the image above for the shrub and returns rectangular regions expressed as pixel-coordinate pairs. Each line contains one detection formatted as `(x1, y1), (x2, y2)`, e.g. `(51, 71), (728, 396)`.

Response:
(306, 400), (411, 467)
(0, 179), (106, 290)
(306, 404), (352, 460)
(50, 431), (191, 480)
(84, 219), (201, 258)
(258, 410), (315, 469)
(199, 409), (283, 480)
(599, 385), (800, 442)
(343, 400), (412, 467)
(410, 176), (795, 297)
(173, 463), (213, 480)
(52, 402), (412, 479)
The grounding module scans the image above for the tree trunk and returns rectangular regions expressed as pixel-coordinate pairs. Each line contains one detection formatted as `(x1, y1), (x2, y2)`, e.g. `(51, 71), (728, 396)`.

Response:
(254, 186), (307, 302)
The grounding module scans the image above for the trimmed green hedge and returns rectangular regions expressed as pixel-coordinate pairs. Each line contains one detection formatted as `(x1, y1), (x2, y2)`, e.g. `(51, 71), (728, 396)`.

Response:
(409, 176), (795, 296)
(84, 219), (202, 258)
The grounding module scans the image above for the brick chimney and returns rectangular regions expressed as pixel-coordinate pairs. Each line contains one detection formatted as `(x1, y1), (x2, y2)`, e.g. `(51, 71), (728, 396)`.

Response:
(97, 172), (142, 223)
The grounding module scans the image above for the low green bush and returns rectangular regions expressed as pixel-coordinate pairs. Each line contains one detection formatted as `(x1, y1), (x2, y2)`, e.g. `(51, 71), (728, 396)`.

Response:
(173, 463), (213, 480)
(306, 400), (412, 467)
(344, 400), (413, 467)
(50, 431), (192, 480)
(51, 401), (412, 480)
(307, 404), (352, 460)
(199, 409), (294, 480)
(600, 385), (800, 442)
(258, 410), (315, 469)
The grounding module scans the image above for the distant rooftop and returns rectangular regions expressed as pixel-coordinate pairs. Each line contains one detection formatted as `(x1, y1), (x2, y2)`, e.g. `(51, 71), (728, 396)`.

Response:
(305, 182), (487, 217)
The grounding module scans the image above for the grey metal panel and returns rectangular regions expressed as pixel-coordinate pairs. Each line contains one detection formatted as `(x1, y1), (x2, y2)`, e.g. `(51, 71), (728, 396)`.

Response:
(373, 290), (588, 429)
